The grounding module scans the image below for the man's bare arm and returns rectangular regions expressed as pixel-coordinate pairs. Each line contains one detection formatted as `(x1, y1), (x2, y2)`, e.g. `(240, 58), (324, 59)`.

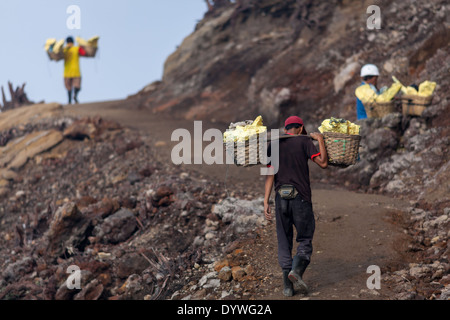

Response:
(264, 170), (275, 221)
(310, 133), (328, 169)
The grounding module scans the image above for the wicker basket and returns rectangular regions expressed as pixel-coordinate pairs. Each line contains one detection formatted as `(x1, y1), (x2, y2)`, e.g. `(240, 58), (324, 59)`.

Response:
(365, 101), (396, 118)
(401, 95), (433, 116)
(323, 132), (361, 167)
(364, 102), (378, 118)
(374, 101), (396, 118)
(225, 134), (264, 167)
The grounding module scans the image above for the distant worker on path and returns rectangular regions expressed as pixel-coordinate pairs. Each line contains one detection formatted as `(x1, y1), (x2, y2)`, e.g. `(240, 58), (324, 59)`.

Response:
(63, 36), (86, 104)
(355, 64), (387, 120)
(264, 116), (328, 297)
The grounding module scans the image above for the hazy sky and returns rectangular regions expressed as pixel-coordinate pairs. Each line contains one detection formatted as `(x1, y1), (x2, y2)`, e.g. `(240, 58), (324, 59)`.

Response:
(0, 0), (206, 105)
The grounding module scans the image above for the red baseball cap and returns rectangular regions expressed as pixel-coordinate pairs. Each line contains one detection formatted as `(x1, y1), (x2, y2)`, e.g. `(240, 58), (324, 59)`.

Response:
(285, 116), (307, 135)
(285, 116), (304, 127)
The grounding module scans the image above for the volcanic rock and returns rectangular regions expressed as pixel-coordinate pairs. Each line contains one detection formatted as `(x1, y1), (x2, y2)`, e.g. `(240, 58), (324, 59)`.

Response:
(45, 202), (92, 258)
(92, 208), (137, 244)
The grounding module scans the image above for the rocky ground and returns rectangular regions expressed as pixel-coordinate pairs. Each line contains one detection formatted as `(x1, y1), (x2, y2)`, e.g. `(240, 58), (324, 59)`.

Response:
(0, 100), (448, 300)
(0, 104), (266, 300)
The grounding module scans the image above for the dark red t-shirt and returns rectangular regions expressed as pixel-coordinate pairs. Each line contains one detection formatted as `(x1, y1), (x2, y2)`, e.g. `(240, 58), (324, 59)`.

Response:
(268, 134), (320, 203)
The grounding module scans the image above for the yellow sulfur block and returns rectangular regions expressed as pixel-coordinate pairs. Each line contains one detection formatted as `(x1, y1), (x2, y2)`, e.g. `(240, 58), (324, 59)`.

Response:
(375, 82), (402, 102)
(53, 39), (65, 54)
(318, 117), (360, 135)
(418, 81), (436, 97)
(224, 116), (267, 143)
(45, 38), (56, 51)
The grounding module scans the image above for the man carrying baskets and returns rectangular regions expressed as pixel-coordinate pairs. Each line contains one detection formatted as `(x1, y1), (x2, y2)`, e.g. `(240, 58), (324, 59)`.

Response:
(264, 116), (328, 297)
(355, 64), (385, 120)
(63, 36), (87, 104)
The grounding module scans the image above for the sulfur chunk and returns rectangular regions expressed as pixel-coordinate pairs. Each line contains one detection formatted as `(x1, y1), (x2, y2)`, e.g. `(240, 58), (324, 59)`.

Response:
(418, 81), (436, 97)
(375, 82), (402, 102)
(318, 117), (360, 135)
(356, 82), (401, 104)
(223, 116), (267, 143)
(392, 76), (436, 97)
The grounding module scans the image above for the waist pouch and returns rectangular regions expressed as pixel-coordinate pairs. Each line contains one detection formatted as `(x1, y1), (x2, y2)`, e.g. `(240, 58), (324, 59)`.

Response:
(278, 185), (298, 200)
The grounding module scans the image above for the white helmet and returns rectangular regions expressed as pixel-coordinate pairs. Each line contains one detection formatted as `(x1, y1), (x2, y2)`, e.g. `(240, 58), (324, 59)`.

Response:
(360, 64), (380, 77)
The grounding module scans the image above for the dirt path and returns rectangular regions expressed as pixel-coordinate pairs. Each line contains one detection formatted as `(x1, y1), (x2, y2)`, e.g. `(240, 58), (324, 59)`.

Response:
(63, 100), (410, 300)
(250, 189), (409, 300)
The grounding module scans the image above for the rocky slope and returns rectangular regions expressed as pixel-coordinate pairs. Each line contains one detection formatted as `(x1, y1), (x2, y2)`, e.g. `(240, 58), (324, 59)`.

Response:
(0, 104), (270, 300)
(129, 0), (450, 299)
(132, 0), (448, 124)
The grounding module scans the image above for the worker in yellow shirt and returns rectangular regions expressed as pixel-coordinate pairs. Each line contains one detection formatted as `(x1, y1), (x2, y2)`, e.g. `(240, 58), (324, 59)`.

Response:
(63, 36), (86, 104)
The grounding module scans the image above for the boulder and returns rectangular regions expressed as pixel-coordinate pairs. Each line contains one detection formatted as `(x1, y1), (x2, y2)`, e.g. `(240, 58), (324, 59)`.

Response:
(45, 202), (92, 258)
(116, 253), (149, 279)
(63, 117), (121, 140)
(212, 197), (266, 233)
(2, 257), (35, 283)
(231, 266), (246, 281)
(93, 208), (137, 244)
(73, 279), (104, 300)
(0, 130), (64, 169)
(0, 103), (62, 132)
(151, 186), (175, 207)
(218, 266), (232, 282)
(0, 168), (18, 181)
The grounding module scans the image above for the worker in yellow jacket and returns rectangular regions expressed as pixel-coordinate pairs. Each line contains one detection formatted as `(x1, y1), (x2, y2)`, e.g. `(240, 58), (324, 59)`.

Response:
(355, 64), (385, 120)
(63, 36), (87, 104)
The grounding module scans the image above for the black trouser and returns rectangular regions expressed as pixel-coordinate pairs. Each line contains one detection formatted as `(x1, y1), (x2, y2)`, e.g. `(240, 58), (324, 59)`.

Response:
(275, 193), (315, 270)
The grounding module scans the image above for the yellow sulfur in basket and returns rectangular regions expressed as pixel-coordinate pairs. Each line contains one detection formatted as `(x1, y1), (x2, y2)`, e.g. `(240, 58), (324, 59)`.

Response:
(393, 76), (436, 97)
(355, 82), (402, 104)
(418, 81), (436, 97)
(223, 115), (267, 143)
(76, 36), (100, 48)
(318, 117), (360, 135)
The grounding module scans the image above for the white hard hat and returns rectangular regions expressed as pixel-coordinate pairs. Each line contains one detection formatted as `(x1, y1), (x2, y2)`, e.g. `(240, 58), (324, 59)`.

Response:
(360, 64), (380, 77)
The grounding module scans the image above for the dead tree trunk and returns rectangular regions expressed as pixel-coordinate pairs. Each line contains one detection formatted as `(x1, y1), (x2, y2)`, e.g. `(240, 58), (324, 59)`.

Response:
(0, 82), (33, 112)
(205, 0), (214, 12)
(205, 0), (232, 11)
(1, 86), (7, 108)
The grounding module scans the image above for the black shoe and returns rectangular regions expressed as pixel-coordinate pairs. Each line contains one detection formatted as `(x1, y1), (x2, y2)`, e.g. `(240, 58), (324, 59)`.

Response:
(288, 256), (310, 294)
(74, 88), (80, 104)
(282, 269), (293, 297)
